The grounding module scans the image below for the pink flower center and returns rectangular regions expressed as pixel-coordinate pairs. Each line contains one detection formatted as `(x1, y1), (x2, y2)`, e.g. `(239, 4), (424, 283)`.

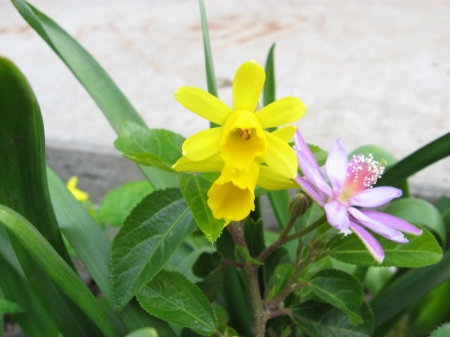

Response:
(341, 154), (384, 200)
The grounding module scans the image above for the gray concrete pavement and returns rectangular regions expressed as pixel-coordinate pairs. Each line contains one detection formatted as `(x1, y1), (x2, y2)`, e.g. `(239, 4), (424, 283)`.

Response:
(1, 0), (449, 203)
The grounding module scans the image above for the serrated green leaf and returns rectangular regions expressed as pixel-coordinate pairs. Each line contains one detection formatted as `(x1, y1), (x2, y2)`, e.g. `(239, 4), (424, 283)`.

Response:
(383, 198), (446, 247)
(0, 299), (25, 314)
(430, 323), (450, 337)
(48, 167), (176, 336)
(169, 246), (216, 283)
(235, 246), (263, 266)
(218, 325), (240, 337)
(0, 205), (117, 337)
(111, 188), (196, 310)
(114, 122), (185, 173)
(308, 269), (364, 325)
(137, 271), (218, 336)
(99, 181), (154, 227)
(292, 301), (374, 337)
(125, 328), (158, 337)
(264, 247), (289, 286)
(331, 227), (442, 267)
(308, 144), (328, 167)
(196, 256), (225, 302)
(178, 172), (225, 242)
(267, 264), (295, 301)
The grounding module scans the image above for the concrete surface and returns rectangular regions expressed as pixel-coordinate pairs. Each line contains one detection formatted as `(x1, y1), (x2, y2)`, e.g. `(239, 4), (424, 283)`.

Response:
(1, 0), (449, 205)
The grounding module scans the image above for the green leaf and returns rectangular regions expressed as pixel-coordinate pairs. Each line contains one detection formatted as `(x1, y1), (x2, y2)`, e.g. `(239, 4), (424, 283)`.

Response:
(0, 233), (59, 337)
(0, 56), (107, 337)
(193, 252), (223, 279)
(268, 190), (290, 230)
(371, 250), (450, 331)
(0, 205), (118, 337)
(308, 269), (364, 325)
(48, 167), (176, 336)
(12, 0), (174, 188)
(169, 246), (216, 283)
(111, 188), (196, 310)
(430, 323), (450, 337)
(0, 299), (25, 314)
(137, 270), (218, 336)
(198, 0), (218, 99)
(125, 328), (158, 337)
(263, 43), (276, 108)
(383, 198), (446, 247)
(264, 247), (289, 286)
(99, 181), (154, 227)
(292, 301), (373, 337)
(114, 122), (185, 173)
(331, 227), (442, 267)
(267, 264), (295, 301)
(243, 217), (266, 258)
(178, 172), (225, 242)
(377, 132), (450, 187)
(308, 144), (328, 167)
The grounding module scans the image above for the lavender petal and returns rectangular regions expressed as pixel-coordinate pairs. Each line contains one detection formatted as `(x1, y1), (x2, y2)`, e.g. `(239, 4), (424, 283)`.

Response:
(324, 200), (350, 230)
(325, 139), (348, 195)
(360, 210), (423, 236)
(349, 186), (402, 208)
(350, 222), (385, 264)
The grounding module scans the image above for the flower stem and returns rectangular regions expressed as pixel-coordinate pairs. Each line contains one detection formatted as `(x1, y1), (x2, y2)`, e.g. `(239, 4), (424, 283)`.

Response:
(284, 215), (328, 242)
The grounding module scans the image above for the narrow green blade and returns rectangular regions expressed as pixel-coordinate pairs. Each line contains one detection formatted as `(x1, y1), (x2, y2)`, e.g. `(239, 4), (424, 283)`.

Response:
(199, 0), (218, 98)
(0, 56), (105, 337)
(0, 205), (118, 337)
(377, 132), (450, 187)
(12, 0), (176, 188)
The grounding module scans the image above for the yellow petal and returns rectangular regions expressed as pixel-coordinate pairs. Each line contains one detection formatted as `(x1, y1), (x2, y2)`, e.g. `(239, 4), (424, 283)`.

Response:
(172, 153), (223, 172)
(220, 110), (266, 173)
(260, 131), (298, 179)
(258, 166), (297, 190)
(66, 176), (89, 202)
(232, 60), (265, 112)
(255, 97), (307, 128)
(182, 127), (222, 161)
(175, 87), (232, 125)
(272, 126), (297, 143)
(216, 161), (259, 190)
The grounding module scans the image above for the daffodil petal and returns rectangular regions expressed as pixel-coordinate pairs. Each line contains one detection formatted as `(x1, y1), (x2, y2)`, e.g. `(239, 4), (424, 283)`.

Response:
(175, 86), (232, 125)
(258, 166), (297, 190)
(256, 97), (307, 128)
(272, 126), (297, 143)
(217, 162), (259, 190)
(207, 181), (255, 222)
(260, 131), (297, 179)
(172, 154), (223, 172)
(183, 127), (222, 161)
(233, 60), (265, 111)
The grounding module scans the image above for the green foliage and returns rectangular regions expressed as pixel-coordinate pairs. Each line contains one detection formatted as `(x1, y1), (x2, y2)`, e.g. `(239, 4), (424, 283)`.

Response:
(115, 122), (185, 173)
(308, 269), (364, 325)
(178, 172), (225, 243)
(99, 181), (154, 227)
(331, 227), (443, 267)
(383, 198), (447, 248)
(429, 323), (450, 337)
(267, 264), (295, 301)
(0, 299), (24, 314)
(111, 188), (196, 310)
(125, 328), (158, 337)
(137, 270), (218, 336)
(292, 301), (374, 337)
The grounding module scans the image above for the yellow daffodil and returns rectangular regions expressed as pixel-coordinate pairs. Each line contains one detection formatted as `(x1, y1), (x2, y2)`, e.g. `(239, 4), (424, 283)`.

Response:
(66, 176), (89, 202)
(174, 127), (298, 222)
(175, 60), (307, 179)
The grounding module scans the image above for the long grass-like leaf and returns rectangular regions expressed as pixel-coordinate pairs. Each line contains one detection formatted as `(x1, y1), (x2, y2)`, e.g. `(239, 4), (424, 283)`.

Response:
(377, 132), (450, 187)
(0, 205), (118, 337)
(12, 0), (176, 189)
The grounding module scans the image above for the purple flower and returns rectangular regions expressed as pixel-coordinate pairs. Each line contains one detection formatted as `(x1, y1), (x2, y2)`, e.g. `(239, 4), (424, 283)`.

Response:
(293, 130), (422, 263)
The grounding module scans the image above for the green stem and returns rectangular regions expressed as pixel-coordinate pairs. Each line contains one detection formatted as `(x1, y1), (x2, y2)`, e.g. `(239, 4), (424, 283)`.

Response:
(284, 215), (328, 242)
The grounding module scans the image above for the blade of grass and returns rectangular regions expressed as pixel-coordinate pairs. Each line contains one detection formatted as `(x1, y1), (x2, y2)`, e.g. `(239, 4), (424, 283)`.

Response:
(377, 132), (450, 187)
(11, 0), (176, 189)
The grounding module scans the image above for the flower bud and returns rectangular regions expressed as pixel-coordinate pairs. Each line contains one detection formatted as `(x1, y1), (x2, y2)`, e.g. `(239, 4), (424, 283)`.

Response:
(288, 193), (312, 219)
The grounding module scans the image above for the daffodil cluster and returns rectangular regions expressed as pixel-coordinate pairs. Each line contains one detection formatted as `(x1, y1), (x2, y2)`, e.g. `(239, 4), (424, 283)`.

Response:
(173, 60), (307, 223)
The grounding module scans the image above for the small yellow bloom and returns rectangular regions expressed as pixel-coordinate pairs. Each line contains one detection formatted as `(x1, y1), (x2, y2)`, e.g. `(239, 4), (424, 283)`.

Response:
(175, 60), (307, 178)
(66, 176), (89, 202)
(174, 127), (298, 222)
